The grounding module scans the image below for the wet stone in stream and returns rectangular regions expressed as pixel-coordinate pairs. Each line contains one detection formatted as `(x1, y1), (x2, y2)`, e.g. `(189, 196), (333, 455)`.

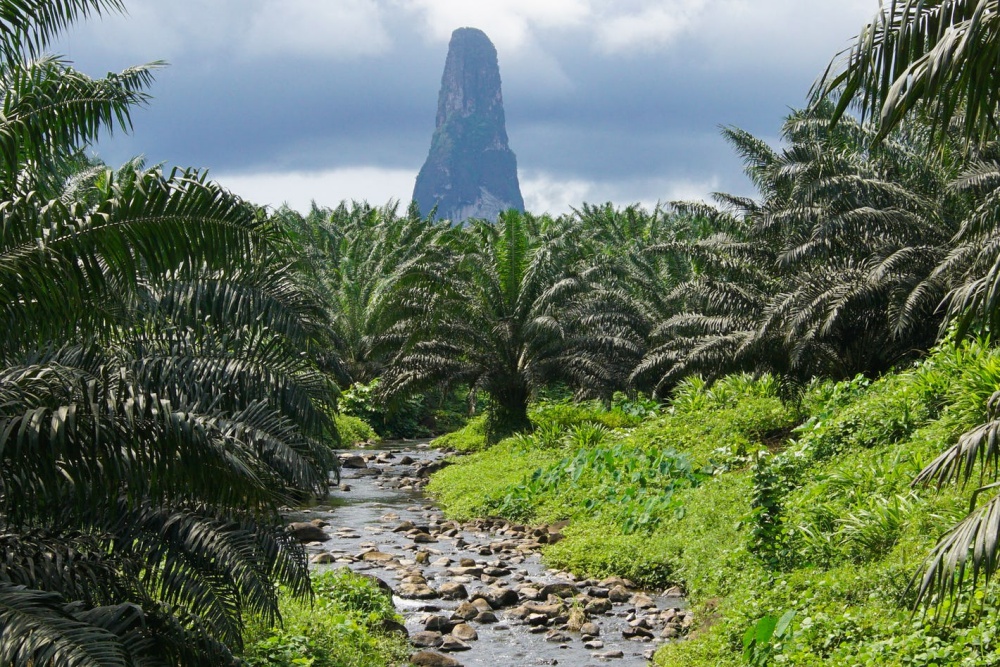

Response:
(285, 445), (693, 666)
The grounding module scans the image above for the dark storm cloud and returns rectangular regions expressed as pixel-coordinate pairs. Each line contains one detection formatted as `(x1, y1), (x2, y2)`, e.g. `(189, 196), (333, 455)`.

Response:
(52, 0), (877, 210)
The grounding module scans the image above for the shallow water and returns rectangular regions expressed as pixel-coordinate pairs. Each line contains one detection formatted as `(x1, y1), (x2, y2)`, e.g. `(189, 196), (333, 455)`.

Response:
(287, 443), (684, 666)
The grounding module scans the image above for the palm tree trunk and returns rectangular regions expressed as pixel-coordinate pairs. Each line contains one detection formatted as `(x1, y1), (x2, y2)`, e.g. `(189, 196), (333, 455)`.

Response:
(487, 381), (532, 443)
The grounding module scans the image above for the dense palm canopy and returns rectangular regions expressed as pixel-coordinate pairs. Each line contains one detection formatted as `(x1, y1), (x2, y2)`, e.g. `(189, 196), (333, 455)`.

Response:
(0, 2), (338, 664)
(380, 210), (638, 440)
(280, 200), (446, 386)
(633, 107), (961, 396)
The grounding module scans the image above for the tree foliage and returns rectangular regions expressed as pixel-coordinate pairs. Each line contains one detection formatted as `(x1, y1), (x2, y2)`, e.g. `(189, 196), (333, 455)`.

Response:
(0, 2), (338, 664)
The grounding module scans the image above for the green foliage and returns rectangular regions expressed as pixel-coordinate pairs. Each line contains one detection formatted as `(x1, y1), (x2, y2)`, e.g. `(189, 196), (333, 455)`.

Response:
(242, 570), (407, 667)
(430, 376), (793, 588)
(340, 378), (467, 439)
(499, 439), (702, 533)
(381, 210), (641, 443)
(648, 341), (1000, 666)
(432, 414), (489, 453)
(0, 4), (341, 664)
(335, 414), (378, 446)
(743, 610), (795, 667)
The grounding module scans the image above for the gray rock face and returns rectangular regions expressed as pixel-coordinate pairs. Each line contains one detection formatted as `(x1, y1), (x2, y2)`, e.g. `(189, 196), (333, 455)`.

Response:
(413, 27), (524, 224)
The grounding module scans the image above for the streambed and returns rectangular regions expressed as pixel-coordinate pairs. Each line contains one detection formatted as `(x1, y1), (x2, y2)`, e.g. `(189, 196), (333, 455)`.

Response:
(285, 443), (689, 666)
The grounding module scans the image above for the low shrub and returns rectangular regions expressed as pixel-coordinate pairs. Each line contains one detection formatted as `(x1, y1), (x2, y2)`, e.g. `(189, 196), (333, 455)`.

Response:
(241, 569), (408, 667)
(335, 414), (378, 446)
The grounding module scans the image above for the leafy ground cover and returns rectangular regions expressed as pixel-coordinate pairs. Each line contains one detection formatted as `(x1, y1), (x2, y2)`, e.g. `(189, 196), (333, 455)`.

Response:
(427, 342), (1000, 665)
(336, 414), (379, 446)
(242, 569), (409, 667)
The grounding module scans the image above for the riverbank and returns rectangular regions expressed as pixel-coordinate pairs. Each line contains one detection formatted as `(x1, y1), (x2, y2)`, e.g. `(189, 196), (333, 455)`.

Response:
(264, 443), (688, 666)
(424, 343), (1000, 665)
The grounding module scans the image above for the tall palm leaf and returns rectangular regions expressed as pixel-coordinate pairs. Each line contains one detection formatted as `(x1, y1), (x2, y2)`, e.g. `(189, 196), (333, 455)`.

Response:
(818, 0), (1000, 145)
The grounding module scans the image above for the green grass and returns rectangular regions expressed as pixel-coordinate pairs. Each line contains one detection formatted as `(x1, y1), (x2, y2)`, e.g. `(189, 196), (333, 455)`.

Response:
(427, 347), (1000, 665)
(241, 569), (409, 667)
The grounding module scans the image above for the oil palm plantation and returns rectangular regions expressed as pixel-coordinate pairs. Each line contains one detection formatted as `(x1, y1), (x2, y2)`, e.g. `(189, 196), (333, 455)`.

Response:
(0, 2), (337, 664)
(282, 200), (447, 385)
(381, 210), (637, 441)
(636, 107), (959, 394)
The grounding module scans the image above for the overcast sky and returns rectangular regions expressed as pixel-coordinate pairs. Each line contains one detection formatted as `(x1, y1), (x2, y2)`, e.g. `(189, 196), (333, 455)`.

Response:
(54, 0), (877, 214)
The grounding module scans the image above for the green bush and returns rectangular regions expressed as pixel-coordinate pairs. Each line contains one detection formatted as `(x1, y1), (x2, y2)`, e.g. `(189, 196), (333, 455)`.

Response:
(335, 414), (378, 446)
(652, 340), (1000, 666)
(242, 569), (408, 667)
(431, 414), (488, 452)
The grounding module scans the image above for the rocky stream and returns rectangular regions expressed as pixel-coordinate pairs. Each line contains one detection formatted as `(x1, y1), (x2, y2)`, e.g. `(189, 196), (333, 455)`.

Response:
(283, 443), (691, 667)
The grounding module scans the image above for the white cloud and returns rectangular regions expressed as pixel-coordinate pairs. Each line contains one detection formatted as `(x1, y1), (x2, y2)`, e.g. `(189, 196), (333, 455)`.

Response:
(594, 1), (706, 55)
(213, 166), (417, 212)
(243, 0), (391, 59)
(396, 0), (591, 50)
(521, 170), (720, 215)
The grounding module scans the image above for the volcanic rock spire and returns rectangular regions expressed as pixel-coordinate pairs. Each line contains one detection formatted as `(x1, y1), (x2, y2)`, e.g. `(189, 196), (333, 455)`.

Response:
(413, 27), (524, 224)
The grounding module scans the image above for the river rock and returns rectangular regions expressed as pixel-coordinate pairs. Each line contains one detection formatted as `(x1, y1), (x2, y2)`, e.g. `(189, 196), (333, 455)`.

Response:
(424, 615), (456, 633)
(340, 455), (367, 469)
(580, 622), (601, 637)
(475, 585), (519, 609)
(630, 593), (656, 609)
(360, 550), (395, 563)
(595, 650), (625, 659)
(567, 606), (587, 632)
(409, 650), (463, 667)
(410, 631), (443, 648)
(622, 625), (654, 640)
(451, 623), (478, 641)
(540, 582), (577, 599)
(608, 585), (631, 603)
(398, 583), (439, 599)
(545, 630), (571, 643)
(518, 585), (542, 601)
(470, 598), (493, 613)
(522, 602), (563, 618)
(584, 640), (604, 649)
(600, 576), (632, 588)
(438, 636), (472, 652)
(310, 552), (335, 564)
(287, 522), (328, 542)
(452, 601), (478, 621)
(439, 582), (468, 600)
(473, 611), (498, 624)
(585, 598), (612, 615)
(459, 557), (476, 567)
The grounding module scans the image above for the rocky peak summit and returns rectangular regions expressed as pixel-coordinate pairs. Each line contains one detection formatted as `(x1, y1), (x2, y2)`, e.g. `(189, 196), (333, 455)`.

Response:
(413, 28), (524, 224)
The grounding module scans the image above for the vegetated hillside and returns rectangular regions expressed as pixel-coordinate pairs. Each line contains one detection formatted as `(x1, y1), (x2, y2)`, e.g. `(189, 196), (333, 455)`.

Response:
(428, 339), (1000, 665)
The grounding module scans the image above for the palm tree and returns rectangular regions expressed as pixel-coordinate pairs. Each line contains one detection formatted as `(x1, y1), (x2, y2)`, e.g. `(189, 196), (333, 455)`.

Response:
(0, 2), (338, 664)
(286, 200), (447, 385)
(636, 107), (959, 394)
(817, 0), (1000, 145)
(381, 210), (635, 441)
